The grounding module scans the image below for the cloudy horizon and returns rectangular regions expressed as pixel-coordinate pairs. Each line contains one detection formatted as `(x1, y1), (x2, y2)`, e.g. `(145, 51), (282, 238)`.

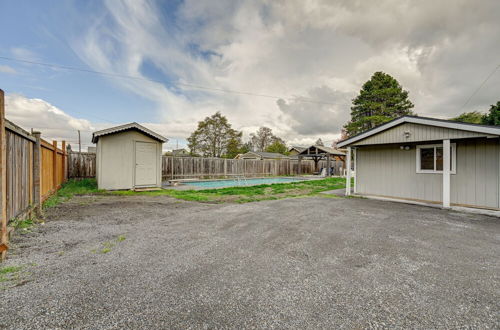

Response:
(1, 0), (499, 151)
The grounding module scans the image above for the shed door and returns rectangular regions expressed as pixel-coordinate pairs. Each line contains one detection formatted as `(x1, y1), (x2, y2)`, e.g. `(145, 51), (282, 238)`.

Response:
(135, 141), (157, 186)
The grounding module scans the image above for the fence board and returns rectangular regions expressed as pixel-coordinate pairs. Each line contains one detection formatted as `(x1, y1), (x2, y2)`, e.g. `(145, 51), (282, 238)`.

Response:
(41, 144), (54, 199)
(67, 152), (96, 178)
(40, 139), (67, 201)
(5, 125), (33, 221)
(56, 152), (64, 186)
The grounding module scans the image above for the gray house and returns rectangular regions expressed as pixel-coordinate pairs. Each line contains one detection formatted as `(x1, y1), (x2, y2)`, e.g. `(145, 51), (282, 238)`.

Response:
(337, 116), (500, 210)
(92, 123), (168, 190)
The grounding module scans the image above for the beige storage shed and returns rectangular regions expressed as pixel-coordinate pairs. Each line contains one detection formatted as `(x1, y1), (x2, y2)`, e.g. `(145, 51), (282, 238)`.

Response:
(338, 116), (500, 210)
(92, 123), (167, 190)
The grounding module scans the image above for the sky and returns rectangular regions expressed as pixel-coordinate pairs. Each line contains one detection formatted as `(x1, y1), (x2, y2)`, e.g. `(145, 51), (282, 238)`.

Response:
(1, 0), (499, 151)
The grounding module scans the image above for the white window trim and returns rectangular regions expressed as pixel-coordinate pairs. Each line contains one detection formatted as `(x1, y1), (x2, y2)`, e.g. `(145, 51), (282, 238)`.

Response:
(416, 143), (456, 174)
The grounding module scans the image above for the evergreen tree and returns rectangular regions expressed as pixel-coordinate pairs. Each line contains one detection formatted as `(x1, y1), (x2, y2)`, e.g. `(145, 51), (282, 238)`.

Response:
(315, 138), (324, 146)
(482, 101), (500, 126)
(225, 136), (245, 158)
(344, 72), (415, 136)
(265, 140), (288, 155)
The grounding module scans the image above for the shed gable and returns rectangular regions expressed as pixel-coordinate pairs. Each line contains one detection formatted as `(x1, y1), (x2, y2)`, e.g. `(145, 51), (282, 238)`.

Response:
(351, 122), (496, 146)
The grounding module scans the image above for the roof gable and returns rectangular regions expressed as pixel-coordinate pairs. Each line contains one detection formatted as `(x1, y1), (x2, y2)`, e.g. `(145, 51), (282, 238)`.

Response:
(299, 145), (345, 156)
(338, 116), (500, 147)
(289, 146), (306, 152)
(92, 122), (168, 143)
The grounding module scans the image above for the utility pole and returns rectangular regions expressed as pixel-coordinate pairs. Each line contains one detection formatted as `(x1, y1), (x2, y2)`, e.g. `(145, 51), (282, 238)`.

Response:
(78, 130), (81, 153)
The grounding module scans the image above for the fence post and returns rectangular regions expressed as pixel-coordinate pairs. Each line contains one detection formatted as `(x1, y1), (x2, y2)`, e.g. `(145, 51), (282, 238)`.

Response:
(171, 156), (174, 180)
(0, 89), (7, 260)
(66, 146), (72, 179)
(52, 140), (57, 191)
(32, 131), (42, 216)
(62, 140), (66, 182)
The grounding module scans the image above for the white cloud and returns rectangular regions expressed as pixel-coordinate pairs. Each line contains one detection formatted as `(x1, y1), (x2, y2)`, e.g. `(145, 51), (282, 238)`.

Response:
(66, 0), (500, 147)
(5, 94), (95, 150)
(4, 94), (186, 152)
(10, 47), (38, 61)
(0, 65), (17, 74)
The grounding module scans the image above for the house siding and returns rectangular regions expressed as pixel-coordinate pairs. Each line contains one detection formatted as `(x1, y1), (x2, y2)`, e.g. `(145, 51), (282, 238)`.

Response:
(351, 123), (495, 146)
(356, 138), (499, 209)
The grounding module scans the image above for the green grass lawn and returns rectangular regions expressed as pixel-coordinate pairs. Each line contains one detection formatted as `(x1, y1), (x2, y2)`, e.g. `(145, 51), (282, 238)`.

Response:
(43, 178), (101, 209)
(109, 177), (346, 203)
(46, 177), (346, 205)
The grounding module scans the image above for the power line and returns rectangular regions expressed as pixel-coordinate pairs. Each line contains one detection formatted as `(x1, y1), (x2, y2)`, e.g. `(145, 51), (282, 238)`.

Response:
(459, 63), (500, 111)
(0, 55), (340, 106)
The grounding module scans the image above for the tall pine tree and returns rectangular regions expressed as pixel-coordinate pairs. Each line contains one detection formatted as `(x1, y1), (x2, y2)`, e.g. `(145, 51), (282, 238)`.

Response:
(344, 72), (415, 136)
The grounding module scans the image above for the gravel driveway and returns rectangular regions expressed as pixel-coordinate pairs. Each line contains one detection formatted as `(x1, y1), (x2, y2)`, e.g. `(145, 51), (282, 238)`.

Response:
(1, 195), (499, 329)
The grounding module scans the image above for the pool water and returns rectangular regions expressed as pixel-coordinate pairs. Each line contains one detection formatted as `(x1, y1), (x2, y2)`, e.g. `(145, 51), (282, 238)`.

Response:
(183, 177), (305, 189)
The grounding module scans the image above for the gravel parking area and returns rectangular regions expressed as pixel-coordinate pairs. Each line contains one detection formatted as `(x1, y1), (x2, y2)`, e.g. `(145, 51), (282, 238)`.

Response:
(1, 195), (499, 328)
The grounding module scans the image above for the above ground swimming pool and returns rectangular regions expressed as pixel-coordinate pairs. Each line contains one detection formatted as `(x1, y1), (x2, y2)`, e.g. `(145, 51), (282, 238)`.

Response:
(182, 177), (305, 189)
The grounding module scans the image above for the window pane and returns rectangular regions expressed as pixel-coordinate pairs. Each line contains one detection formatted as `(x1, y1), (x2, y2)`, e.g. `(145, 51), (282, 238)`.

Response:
(436, 147), (443, 171)
(420, 148), (434, 170)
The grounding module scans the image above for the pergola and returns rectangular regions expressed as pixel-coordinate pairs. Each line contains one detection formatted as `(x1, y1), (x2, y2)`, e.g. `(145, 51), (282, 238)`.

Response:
(297, 145), (346, 176)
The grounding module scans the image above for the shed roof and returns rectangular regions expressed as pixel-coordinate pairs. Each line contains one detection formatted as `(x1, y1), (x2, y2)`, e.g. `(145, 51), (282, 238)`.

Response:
(92, 122), (168, 143)
(337, 116), (500, 148)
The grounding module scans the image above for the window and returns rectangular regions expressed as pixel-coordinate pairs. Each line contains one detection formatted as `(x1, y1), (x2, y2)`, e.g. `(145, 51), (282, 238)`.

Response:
(416, 144), (456, 174)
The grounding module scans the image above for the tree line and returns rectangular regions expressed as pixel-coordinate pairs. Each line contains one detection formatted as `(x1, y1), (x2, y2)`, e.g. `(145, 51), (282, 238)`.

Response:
(186, 71), (499, 158)
(186, 114), (284, 158)
(187, 113), (326, 158)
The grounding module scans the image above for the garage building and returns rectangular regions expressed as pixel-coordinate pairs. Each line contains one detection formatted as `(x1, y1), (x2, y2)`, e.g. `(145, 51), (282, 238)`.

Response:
(338, 116), (500, 210)
(92, 123), (167, 190)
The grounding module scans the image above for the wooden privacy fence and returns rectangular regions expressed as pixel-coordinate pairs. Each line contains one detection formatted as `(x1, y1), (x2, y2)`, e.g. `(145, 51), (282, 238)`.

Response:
(67, 153), (345, 181)
(5, 120), (35, 226)
(162, 156), (344, 180)
(67, 152), (96, 178)
(40, 139), (67, 200)
(1, 89), (68, 260)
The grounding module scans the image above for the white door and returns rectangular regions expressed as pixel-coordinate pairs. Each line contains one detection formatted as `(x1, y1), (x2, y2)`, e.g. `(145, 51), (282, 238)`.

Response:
(135, 141), (157, 186)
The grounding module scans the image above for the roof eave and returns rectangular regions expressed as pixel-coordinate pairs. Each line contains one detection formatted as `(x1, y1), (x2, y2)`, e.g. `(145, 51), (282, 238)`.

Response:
(337, 116), (500, 148)
(92, 123), (168, 143)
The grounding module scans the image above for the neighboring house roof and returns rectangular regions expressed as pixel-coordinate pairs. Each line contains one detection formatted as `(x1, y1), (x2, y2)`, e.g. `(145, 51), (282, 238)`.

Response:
(298, 145), (345, 156)
(289, 146), (306, 153)
(92, 122), (168, 143)
(236, 151), (289, 159)
(172, 148), (190, 156)
(337, 116), (500, 148)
